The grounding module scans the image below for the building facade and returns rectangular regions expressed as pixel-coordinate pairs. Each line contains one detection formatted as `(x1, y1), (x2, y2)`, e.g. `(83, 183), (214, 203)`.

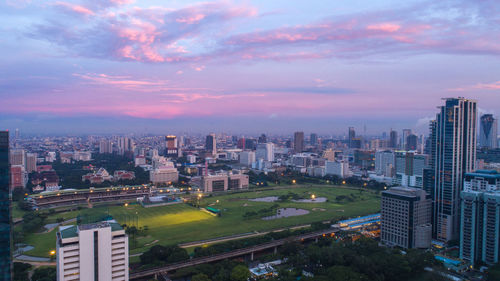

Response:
(293, 132), (305, 153)
(431, 98), (477, 241)
(205, 134), (217, 156)
(56, 221), (129, 281)
(381, 186), (432, 249)
(394, 152), (428, 188)
(479, 114), (498, 149)
(460, 170), (500, 266)
(0, 131), (11, 279)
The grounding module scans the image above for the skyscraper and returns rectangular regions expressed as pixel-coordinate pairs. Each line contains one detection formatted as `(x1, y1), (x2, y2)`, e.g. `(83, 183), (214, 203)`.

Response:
(0, 131), (11, 279)
(206, 133), (217, 155)
(406, 134), (418, 151)
(389, 130), (398, 149)
(479, 114), (498, 149)
(293, 132), (304, 153)
(402, 129), (412, 149)
(431, 98), (477, 241)
(460, 170), (500, 266)
(165, 135), (180, 158)
(310, 133), (318, 146)
(348, 127), (355, 148)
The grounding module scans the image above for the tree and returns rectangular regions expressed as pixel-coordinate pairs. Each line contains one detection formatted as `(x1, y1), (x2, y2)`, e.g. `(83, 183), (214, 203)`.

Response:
(13, 262), (32, 281)
(326, 265), (369, 281)
(230, 265), (250, 281)
(31, 266), (56, 281)
(192, 273), (212, 281)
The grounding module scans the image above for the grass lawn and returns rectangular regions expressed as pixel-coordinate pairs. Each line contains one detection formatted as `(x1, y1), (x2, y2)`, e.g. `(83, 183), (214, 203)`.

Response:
(21, 185), (381, 258)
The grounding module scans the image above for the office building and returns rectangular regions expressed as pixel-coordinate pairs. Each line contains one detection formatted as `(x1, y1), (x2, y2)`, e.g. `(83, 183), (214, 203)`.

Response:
(406, 134), (418, 151)
(375, 150), (395, 177)
(239, 151), (255, 166)
(198, 171), (249, 192)
(381, 186), (432, 249)
(10, 165), (26, 189)
(9, 149), (24, 166)
(165, 135), (181, 158)
(205, 133), (217, 155)
(26, 152), (37, 173)
(293, 131), (304, 153)
(256, 143), (274, 162)
(149, 165), (179, 184)
(431, 98), (477, 241)
(348, 127), (356, 148)
(460, 170), (500, 266)
(0, 131), (11, 279)
(402, 129), (412, 150)
(389, 130), (398, 148)
(56, 221), (129, 281)
(479, 114), (498, 149)
(310, 133), (318, 146)
(325, 160), (350, 178)
(394, 152), (428, 188)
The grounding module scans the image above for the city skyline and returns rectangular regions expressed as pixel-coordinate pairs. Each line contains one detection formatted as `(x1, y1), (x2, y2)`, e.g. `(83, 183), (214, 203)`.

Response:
(1, 0), (500, 134)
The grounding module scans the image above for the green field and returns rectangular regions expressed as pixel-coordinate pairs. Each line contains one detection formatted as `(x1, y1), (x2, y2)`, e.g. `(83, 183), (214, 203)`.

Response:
(20, 185), (381, 258)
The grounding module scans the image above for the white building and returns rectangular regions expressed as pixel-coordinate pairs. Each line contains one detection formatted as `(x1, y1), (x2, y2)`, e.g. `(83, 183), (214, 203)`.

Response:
(150, 165), (179, 184)
(56, 221), (129, 281)
(239, 151), (255, 166)
(134, 155), (146, 167)
(325, 160), (350, 178)
(46, 151), (56, 162)
(256, 143), (274, 162)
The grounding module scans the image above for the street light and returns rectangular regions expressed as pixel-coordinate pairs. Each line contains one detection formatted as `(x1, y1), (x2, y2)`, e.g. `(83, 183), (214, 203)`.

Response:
(292, 179), (296, 184)
(311, 194), (316, 201)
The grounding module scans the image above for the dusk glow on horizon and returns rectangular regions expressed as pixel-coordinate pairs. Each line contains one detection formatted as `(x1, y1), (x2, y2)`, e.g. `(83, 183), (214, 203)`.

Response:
(1, 0), (500, 134)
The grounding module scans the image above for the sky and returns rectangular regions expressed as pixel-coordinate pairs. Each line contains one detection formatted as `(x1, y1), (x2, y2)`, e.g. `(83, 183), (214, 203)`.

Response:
(1, 0), (499, 135)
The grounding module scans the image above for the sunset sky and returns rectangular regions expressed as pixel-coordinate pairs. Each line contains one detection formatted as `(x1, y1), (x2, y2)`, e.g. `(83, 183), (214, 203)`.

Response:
(1, 0), (499, 135)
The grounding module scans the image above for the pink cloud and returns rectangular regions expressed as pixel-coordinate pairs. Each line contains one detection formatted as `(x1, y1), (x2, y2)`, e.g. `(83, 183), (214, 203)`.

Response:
(366, 23), (401, 32)
(449, 80), (500, 91)
(53, 1), (94, 15)
(176, 14), (206, 24)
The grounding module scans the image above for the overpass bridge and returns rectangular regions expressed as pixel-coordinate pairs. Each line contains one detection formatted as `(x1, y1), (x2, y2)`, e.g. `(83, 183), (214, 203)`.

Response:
(130, 227), (338, 280)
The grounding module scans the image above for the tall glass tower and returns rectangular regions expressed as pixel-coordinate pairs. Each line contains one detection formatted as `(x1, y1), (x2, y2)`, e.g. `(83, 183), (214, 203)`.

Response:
(0, 131), (11, 279)
(479, 114), (498, 149)
(431, 98), (477, 242)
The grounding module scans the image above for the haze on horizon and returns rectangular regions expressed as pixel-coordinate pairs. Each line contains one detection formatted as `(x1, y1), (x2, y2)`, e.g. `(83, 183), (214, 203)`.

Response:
(1, 0), (499, 135)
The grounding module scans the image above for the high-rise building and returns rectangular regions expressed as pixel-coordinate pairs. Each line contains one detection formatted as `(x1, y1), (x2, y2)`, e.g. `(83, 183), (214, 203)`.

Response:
(431, 98), (477, 241)
(237, 138), (245, 149)
(460, 170), (500, 266)
(205, 133), (217, 155)
(402, 129), (412, 149)
(381, 186), (432, 249)
(375, 150), (395, 177)
(406, 134), (418, 151)
(26, 152), (37, 173)
(310, 133), (318, 146)
(9, 149), (24, 166)
(293, 132), (304, 153)
(389, 130), (398, 149)
(256, 143), (274, 162)
(348, 127), (356, 148)
(479, 114), (498, 149)
(394, 152), (428, 188)
(165, 135), (181, 158)
(239, 151), (255, 166)
(325, 160), (350, 178)
(56, 221), (129, 281)
(0, 131), (11, 279)
(99, 139), (113, 154)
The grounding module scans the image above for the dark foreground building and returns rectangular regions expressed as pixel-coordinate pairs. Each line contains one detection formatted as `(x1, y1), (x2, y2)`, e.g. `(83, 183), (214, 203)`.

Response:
(0, 131), (11, 279)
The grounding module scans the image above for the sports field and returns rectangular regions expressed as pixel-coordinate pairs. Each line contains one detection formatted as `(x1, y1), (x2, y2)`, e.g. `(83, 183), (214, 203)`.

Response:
(20, 184), (381, 258)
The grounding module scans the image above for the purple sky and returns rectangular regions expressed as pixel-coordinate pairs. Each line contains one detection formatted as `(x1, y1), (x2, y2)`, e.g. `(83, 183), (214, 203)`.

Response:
(1, 0), (499, 135)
